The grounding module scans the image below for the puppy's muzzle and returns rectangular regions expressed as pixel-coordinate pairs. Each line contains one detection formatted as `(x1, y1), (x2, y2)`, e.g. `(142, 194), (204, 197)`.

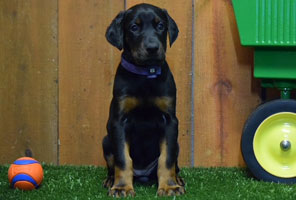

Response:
(145, 41), (160, 55)
(145, 35), (161, 54)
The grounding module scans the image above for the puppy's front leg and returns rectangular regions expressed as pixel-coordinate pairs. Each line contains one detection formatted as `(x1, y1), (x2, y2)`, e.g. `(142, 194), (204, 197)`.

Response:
(108, 124), (135, 197)
(157, 117), (185, 196)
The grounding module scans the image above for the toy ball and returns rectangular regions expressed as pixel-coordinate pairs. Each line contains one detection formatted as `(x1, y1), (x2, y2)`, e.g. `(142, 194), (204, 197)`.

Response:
(8, 157), (44, 190)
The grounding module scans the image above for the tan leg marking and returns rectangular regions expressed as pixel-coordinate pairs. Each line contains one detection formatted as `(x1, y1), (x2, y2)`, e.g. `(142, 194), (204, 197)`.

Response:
(157, 141), (185, 196)
(108, 143), (135, 197)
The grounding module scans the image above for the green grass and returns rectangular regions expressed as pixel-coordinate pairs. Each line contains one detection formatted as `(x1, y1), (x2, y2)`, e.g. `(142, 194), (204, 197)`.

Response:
(1, 165), (296, 200)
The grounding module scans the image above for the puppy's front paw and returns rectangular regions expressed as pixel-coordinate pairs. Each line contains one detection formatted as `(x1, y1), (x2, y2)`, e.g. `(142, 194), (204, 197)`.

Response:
(108, 185), (135, 198)
(157, 179), (185, 196)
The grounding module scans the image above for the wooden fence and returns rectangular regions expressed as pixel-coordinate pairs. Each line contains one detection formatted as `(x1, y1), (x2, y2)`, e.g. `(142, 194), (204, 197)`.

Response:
(0, 0), (262, 167)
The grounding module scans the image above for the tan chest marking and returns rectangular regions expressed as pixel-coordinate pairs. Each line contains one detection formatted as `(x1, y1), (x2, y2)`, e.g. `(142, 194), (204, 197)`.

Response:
(154, 97), (173, 113)
(119, 96), (173, 113)
(119, 97), (140, 113)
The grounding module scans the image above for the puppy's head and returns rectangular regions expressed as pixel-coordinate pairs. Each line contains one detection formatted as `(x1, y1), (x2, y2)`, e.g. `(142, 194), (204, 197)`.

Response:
(106, 3), (179, 66)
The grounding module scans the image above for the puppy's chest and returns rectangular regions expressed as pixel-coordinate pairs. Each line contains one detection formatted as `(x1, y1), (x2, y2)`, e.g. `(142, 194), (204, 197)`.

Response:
(119, 96), (173, 114)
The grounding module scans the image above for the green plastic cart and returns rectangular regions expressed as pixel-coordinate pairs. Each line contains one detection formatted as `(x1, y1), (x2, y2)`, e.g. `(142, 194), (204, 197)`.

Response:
(232, 0), (296, 183)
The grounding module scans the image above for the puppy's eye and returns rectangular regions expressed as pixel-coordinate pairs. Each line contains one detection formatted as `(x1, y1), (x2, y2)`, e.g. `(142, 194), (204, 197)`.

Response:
(157, 22), (164, 31)
(130, 24), (139, 32)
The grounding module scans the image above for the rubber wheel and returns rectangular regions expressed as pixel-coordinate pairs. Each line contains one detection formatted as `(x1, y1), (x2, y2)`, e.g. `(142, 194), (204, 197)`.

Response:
(242, 99), (296, 183)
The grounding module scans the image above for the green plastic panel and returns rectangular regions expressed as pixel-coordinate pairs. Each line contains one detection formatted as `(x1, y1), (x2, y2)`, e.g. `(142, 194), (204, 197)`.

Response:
(254, 49), (296, 79)
(261, 79), (296, 89)
(232, 0), (296, 47)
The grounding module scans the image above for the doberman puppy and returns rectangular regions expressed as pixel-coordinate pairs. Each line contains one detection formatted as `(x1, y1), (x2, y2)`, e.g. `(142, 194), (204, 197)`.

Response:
(103, 3), (185, 197)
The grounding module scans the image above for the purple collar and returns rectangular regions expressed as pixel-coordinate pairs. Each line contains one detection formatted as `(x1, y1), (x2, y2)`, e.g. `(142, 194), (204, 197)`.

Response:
(121, 57), (161, 79)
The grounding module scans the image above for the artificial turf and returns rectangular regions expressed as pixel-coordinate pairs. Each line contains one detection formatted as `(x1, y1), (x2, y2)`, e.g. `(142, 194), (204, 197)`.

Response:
(1, 165), (296, 200)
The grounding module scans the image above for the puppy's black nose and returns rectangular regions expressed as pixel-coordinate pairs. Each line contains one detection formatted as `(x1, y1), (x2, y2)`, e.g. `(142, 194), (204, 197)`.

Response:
(146, 42), (159, 54)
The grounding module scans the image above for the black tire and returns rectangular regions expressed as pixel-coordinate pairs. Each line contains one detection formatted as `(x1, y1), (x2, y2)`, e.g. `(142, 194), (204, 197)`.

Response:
(241, 99), (296, 183)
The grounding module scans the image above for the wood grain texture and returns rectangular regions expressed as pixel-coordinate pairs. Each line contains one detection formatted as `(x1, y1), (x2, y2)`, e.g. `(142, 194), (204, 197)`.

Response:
(0, 0), (264, 167)
(194, 0), (261, 167)
(126, 0), (193, 166)
(59, 0), (124, 165)
(0, 1), (58, 164)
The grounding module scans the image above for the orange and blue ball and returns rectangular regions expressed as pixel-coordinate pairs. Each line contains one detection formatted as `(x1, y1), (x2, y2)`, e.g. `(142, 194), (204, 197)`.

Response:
(8, 157), (44, 190)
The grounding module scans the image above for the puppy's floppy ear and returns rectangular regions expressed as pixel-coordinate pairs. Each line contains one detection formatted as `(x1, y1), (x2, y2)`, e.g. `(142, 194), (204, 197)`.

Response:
(105, 11), (125, 50)
(163, 9), (179, 47)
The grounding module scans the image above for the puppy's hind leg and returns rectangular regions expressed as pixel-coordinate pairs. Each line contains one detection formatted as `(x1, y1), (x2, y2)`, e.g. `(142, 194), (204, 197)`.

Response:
(102, 136), (115, 188)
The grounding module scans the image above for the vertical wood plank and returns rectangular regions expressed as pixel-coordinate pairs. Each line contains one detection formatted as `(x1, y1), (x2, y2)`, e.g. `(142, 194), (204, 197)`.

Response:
(126, 0), (193, 166)
(0, 1), (58, 164)
(59, 0), (124, 165)
(194, 0), (261, 167)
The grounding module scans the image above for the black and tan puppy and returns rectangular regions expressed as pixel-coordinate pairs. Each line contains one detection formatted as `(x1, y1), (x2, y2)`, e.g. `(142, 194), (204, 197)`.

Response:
(102, 3), (185, 197)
